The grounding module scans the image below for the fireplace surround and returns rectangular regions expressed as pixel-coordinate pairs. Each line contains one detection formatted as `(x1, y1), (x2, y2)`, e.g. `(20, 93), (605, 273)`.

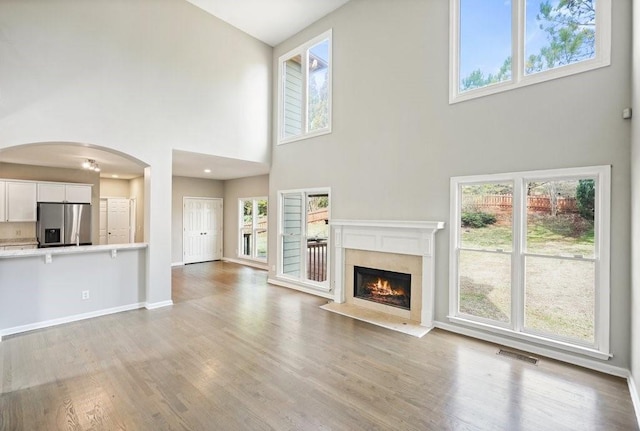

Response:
(330, 220), (445, 332)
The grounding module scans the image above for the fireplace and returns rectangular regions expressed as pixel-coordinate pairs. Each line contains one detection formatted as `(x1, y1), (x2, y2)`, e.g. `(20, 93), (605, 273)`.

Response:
(330, 220), (445, 332)
(354, 266), (411, 310)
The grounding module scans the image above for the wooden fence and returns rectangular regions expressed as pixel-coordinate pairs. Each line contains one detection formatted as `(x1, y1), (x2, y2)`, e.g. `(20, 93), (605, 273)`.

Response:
(463, 195), (578, 213)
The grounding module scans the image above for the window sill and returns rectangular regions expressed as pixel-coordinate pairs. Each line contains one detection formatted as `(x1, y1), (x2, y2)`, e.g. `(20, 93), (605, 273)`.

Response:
(277, 128), (331, 146)
(446, 315), (612, 361)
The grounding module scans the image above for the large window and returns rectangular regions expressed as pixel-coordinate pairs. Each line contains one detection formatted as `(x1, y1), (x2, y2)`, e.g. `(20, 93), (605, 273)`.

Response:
(239, 198), (268, 261)
(278, 30), (332, 144)
(278, 189), (330, 288)
(449, 166), (610, 359)
(450, 0), (611, 103)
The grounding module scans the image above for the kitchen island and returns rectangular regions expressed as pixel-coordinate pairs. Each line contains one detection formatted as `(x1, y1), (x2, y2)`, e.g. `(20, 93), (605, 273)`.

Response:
(0, 242), (150, 340)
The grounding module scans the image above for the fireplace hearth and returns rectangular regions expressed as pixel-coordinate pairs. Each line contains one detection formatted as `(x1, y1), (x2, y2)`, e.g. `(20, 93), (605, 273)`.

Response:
(354, 266), (411, 310)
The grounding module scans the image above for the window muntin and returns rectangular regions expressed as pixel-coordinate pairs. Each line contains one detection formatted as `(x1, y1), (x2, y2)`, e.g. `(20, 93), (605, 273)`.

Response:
(450, 0), (610, 102)
(239, 198), (268, 261)
(278, 30), (332, 144)
(449, 166), (610, 358)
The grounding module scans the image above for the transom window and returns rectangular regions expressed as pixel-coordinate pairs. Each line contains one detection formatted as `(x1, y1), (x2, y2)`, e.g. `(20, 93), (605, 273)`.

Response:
(449, 166), (610, 359)
(450, 0), (611, 103)
(239, 198), (267, 261)
(278, 30), (332, 144)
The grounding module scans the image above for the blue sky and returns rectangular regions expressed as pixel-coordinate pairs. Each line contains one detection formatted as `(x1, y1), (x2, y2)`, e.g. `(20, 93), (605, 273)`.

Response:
(459, 0), (555, 80)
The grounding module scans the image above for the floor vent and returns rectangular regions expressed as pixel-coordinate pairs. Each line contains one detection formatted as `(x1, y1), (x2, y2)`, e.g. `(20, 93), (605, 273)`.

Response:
(497, 349), (539, 365)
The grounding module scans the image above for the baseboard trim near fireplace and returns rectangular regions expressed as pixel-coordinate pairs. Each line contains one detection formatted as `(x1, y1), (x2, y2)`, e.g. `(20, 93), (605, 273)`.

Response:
(320, 301), (432, 338)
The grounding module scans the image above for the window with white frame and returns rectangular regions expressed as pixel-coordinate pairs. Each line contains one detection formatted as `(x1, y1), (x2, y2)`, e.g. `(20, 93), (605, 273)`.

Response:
(239, 198), (268, 261)
(278, 189), (330, 288)
(278, 30), (332, 144)
(449, 166), (610, 359)
(450, 0), (611, 103)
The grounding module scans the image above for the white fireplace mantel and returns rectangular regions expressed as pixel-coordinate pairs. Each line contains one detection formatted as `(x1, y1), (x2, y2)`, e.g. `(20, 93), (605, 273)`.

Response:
(331, 219), (445, 329)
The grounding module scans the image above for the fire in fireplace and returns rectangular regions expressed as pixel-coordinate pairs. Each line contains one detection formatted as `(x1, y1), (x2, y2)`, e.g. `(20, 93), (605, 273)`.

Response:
(353, 266), (411, 310)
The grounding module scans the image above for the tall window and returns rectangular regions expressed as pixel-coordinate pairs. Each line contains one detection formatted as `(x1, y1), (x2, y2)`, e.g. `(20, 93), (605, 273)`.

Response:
(239, 198), (268, 261)
(278, 30), (332, 144)
(278, 189), (330, 288)
(450, 0), (611, 102)
(449, 166), (610, 359)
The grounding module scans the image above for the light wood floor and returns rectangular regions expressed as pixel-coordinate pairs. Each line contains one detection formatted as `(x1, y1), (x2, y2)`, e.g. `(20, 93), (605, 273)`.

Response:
(1, 261), (637, 430)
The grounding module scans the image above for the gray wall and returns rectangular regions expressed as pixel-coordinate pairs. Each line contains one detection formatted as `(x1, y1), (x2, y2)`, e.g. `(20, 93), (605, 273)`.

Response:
(222, 175), (269, 264)
(630, 0), (640, 401)
(172, 176), (224, 264)
(270, 0), (632, 369)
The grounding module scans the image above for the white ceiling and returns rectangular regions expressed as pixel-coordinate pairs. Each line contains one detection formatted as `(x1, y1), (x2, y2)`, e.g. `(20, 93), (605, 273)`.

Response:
(1, 2), (344, 180)
(185, 0), (350, 46)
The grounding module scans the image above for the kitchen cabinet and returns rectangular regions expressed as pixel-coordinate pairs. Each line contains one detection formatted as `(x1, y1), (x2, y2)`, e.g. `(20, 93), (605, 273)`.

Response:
(0, 181), (5, 222)
(37, 183), (92, 203)
(6, 181), (37, 222)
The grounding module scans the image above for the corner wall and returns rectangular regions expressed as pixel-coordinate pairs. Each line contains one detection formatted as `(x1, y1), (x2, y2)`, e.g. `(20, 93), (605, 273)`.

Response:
(629, 0), (640, 417)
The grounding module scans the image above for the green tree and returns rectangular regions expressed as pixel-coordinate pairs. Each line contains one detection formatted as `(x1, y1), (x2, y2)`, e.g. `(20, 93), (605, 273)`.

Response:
(461, 57), (511, 92)
(576, 179), (595, 221)
(462, 0), (595, 89)
(308, 70), (329, 131)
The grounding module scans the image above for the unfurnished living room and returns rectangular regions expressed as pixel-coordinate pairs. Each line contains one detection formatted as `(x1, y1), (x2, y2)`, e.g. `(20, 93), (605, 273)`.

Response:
(1, 0), (640, 429)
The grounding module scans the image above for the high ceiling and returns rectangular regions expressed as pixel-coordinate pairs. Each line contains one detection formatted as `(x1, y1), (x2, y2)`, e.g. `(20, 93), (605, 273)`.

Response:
(185, 0), (350, 46)
(1, 1), (349, 180)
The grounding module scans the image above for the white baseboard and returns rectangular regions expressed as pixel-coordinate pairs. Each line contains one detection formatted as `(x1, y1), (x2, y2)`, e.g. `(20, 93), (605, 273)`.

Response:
(434, 321), (628, 378)
(267, 277), (334, 300)
(145, 300), (174, 310)
(171, 261), (184, 267)
(0, 302), (145, 341)
(222, 257), (269, 270)
(628, 374), (640, 427)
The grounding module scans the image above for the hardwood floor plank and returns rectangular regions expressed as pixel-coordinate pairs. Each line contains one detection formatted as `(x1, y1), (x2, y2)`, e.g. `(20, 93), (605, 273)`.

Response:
(0, 261), (637, 430)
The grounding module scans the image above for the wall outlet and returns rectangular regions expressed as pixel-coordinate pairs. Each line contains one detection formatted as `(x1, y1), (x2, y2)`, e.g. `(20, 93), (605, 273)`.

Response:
(81, 290), (90, 300)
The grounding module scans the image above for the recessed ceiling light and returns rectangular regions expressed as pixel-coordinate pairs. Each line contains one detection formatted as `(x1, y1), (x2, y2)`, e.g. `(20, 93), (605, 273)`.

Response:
(204, 169), (211, 173)
(112, 174), (119, 178)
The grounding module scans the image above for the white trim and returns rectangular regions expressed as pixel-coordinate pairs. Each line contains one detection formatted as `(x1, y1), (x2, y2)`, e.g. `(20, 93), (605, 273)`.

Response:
(449, 165), (611, 357)
(449, 0), (612, 104)
(628, 374), (640, 427)
(434, 321), (626, 378)
(267, 277), (334, 300)
(171, 261), (184, 267)
(0, 302), (145, 341)
(222, 257), (268, 271)
(277, 29), (332, 144)
(145, 300), (173, 310)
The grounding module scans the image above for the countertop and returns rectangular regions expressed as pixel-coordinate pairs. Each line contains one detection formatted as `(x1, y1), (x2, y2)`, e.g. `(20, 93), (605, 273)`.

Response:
(0, 242), (148, 259)
(0, 237), (39, 246)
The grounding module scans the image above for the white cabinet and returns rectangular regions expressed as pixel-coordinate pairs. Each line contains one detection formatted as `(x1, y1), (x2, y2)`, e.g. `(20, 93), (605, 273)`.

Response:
(0, 181), (5, 222)
(6, 181), (37, 222)
(64, 185), (92, 203)
(37, 183), (92, 203)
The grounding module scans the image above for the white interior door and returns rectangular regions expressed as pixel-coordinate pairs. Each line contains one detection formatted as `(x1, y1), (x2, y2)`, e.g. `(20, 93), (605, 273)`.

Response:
(99, 199), (107, 245)
(107, 198), (131, 244)
(183, 198), (222, 264)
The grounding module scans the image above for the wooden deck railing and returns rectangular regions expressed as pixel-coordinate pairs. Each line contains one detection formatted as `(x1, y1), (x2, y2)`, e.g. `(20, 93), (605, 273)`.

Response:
(307, 240), (327, 282)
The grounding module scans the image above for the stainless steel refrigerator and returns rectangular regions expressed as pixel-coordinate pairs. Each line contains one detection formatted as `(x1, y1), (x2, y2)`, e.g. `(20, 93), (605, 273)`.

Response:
(37, 203), (92, 247)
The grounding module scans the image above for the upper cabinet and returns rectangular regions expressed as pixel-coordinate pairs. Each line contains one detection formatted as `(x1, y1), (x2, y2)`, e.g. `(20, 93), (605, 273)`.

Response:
(37, 183), (92, 203)
(6, 181), (37, 222)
